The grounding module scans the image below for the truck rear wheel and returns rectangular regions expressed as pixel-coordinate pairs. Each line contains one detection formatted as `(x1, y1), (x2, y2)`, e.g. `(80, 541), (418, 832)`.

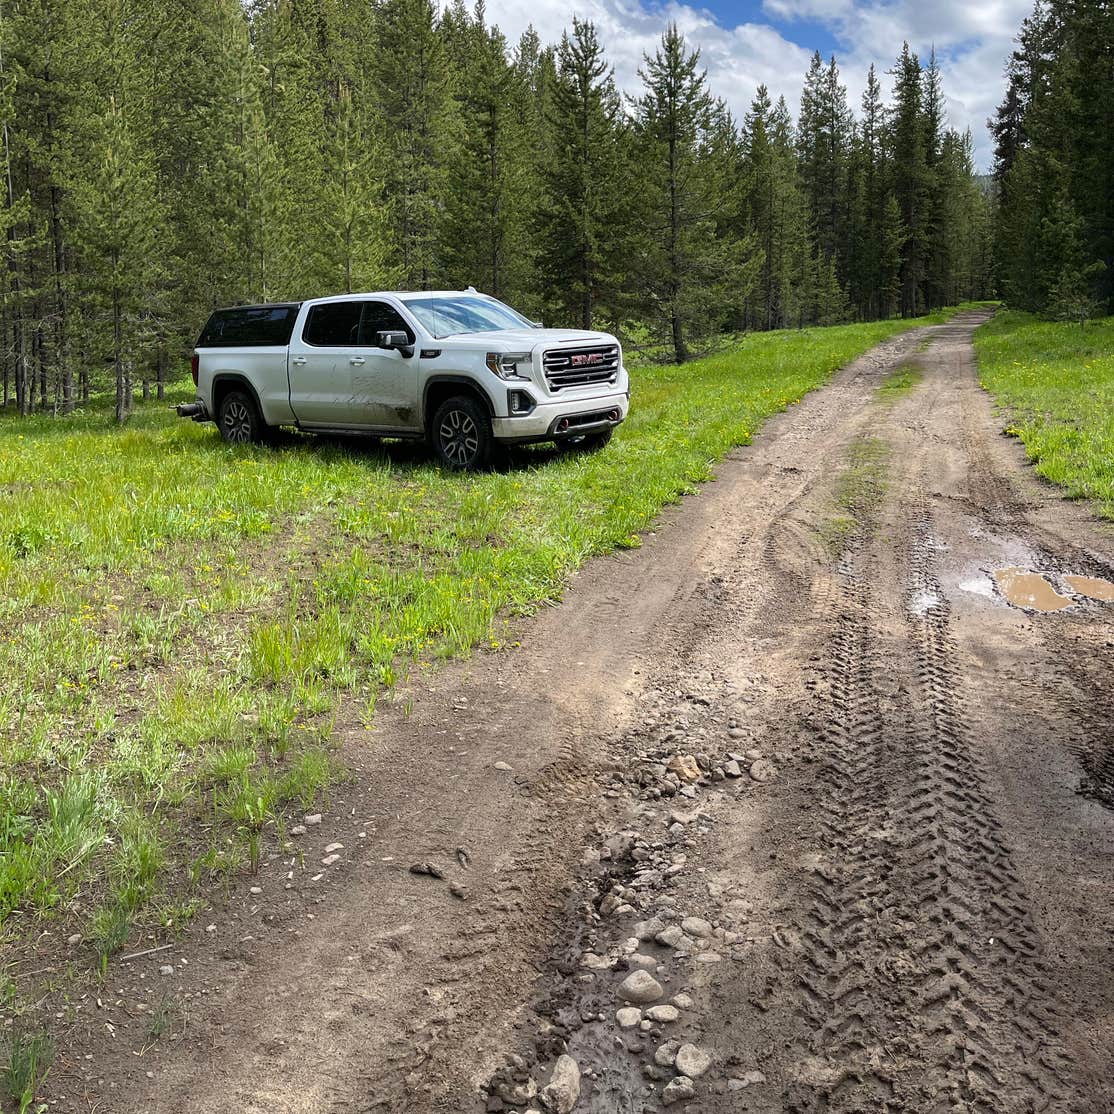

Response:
(218, 389), (267, 445)
(431, 395), (492, 471)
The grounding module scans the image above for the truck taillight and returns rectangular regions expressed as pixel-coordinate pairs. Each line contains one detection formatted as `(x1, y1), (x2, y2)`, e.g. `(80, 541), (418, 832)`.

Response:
(190, 354), (199, 386)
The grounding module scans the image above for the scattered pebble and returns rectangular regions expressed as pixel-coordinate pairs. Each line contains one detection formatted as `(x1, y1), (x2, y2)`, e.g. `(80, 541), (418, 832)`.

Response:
(654, 1040), (680, 1067)
(681, 916), (713, 938)
(304, 814), (323, 826)
(655, 925), (686, 948)
(321, 854), (340, 866)
(409, 862), (445, 879)
(158, 965), (174, 977)
(662, 1076), (696, 1104)
(675, 1043), (713, 1079)
(748, 759), (775, 783)
(67, 934), (82, 947)
(671, 992), (694, 1009)
(541, 1054), (581, 1114)
(290, 825), (307, 836)
(324, 842), (344, 854)
(646, 1004), (679, 1023)
(616, 1007), (642, 1029)
(727, 1070), (768, 1090)
(493, 761), (513, 771)
(616, 970), (664, 1004)
(666, 754), (701, 783)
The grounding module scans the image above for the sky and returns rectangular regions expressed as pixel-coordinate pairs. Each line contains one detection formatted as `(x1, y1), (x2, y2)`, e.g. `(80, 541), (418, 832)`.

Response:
(468, 0), (1036, 169)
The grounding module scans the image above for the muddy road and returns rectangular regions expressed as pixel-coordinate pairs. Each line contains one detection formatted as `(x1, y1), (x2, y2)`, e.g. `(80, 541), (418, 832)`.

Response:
(58, 313), (1114, 1113)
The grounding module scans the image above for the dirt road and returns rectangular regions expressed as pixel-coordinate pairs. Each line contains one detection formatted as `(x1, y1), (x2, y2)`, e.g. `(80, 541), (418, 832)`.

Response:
(62, 313), (1114, 1113)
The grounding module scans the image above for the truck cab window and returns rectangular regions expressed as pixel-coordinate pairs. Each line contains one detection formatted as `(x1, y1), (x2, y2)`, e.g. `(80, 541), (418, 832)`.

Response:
(303, 301), (364, 346)
(359, 301), (415, 346)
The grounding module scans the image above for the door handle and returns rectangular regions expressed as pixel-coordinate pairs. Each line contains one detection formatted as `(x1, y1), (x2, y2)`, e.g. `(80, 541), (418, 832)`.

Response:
(291, 356), (307, 366)
(349, 356), (366, 366)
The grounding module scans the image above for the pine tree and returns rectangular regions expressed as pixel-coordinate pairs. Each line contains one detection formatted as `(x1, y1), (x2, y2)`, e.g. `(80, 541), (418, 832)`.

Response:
(741, 86), (809, 329)
(888, 44), (928, 315)
(69, 0), (166, 423)
(849, 64), (887, 319)
(372, 0), (455, 289)
(535, 18), (628, 328)
(440, 5), (536, 303)
(797, 52), (852, 294)
(631, 24), (757, 360)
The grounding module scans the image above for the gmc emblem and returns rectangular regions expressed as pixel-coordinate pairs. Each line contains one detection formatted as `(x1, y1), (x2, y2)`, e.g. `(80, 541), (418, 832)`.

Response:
(570, 353), (604, 367)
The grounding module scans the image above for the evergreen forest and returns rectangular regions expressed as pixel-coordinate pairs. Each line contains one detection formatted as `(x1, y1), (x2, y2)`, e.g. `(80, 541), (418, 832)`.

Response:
(0, 0), (1105, 419)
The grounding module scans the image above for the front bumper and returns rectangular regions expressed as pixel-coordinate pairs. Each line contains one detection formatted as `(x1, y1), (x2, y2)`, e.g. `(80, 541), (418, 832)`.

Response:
(491, 389), (629, 443)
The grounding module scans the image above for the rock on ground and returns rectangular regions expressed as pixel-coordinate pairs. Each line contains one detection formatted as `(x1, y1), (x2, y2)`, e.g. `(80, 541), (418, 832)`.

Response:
(675, 1043), (713, 1078)
(541, 1054), (581, 1114)
(616, 969), (664, 1004)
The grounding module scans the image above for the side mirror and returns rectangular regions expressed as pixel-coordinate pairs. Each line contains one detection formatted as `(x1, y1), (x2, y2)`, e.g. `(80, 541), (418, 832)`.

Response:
(377, 330), (414, 357)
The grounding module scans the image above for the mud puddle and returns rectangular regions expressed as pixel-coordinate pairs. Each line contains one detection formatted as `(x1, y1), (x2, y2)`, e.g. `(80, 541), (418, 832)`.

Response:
(1064, 574), (1114, 603)
(992, 567), (1114, 611)
(994, 567), (1074, 611)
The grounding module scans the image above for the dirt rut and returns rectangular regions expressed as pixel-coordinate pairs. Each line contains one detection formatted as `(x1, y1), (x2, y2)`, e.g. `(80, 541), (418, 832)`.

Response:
(64, 314), (1113, 1113)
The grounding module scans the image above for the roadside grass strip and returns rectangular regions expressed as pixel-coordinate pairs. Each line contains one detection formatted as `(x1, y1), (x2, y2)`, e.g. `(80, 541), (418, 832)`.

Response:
(975, 311), (1114, 519)
(0, 309), (965, 974)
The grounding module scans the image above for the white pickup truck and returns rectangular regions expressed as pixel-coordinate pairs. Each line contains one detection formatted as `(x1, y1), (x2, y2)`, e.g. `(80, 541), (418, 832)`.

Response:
(177, 290), (630, 469)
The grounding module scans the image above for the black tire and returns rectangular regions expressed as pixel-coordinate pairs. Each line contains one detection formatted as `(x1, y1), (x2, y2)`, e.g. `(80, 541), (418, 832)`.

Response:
(217, 389), (268, 445)
(431, 395), (493, 471)
(555, 428), (613, 455)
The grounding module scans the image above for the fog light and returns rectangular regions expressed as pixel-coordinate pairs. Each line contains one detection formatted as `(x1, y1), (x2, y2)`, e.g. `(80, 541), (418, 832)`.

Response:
(507, 389), (535, 415)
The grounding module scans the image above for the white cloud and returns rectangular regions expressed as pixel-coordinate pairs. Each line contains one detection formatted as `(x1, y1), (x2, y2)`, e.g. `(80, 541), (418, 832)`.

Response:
(466, 0), (1024, 168)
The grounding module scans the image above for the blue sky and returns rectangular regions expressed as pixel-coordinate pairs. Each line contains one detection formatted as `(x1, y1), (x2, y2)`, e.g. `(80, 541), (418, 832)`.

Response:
(466, 0), (1035, 168)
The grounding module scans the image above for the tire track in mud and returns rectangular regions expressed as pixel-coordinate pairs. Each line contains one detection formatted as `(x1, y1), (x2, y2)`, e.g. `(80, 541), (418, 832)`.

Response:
(901, 507), (1078, 1112)
(776, 436), (1082, 1112)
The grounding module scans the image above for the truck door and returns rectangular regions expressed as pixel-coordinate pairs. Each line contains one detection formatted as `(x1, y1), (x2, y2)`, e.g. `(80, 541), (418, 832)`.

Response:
(352, 301), (420, 429)
(287, 300), (365, 426)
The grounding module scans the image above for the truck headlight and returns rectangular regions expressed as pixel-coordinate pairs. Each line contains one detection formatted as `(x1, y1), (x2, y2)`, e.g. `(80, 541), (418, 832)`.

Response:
(486, 352), (531, 381)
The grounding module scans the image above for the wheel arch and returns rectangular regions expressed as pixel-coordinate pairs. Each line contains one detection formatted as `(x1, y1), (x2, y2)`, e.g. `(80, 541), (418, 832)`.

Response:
(422, 376), (495, 435)
(211, 374), (265, 420)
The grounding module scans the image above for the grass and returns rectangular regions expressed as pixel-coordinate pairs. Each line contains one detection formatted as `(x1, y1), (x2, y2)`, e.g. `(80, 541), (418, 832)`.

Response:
(975, 310), (1114, 519)
(878, 363), (924, 395)
(0, 308), (965, 980)
(2, 1028), (53, 1114)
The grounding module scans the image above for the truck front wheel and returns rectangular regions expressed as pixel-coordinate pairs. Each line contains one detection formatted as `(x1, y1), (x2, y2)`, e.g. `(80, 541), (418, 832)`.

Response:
(431, 395), (493, 471)
(218, 389), (267, 445)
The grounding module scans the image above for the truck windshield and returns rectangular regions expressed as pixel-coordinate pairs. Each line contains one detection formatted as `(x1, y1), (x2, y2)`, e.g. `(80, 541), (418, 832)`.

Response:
(404, 296), (536, 339)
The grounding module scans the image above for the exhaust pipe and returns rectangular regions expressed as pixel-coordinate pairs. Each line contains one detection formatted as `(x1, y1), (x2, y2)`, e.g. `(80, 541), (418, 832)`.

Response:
(175, 402), (207, 420)
(557, 418), (570, 433)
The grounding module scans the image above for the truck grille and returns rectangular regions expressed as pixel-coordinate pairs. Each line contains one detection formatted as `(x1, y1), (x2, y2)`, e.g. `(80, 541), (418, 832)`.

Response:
(542, 344), (620, 391)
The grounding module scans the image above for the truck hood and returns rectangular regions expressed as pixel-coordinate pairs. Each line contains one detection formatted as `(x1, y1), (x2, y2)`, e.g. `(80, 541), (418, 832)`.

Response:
(445, 328), (616, 349)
